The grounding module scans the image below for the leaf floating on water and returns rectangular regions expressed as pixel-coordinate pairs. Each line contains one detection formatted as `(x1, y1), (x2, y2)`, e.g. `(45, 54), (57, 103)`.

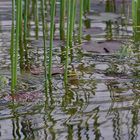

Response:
(30, 65), (64, 75)
(30, 66), (42, 75)
(98, 40), (122, 53)
(3, 91), (43, 103)
(81, 40), (122, 53)
(52, 66), (64, 75)
(81, 41), (104, 53)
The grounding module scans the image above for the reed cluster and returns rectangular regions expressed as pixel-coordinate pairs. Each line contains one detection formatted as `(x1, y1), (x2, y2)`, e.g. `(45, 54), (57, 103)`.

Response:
(10, 0), (90, 93)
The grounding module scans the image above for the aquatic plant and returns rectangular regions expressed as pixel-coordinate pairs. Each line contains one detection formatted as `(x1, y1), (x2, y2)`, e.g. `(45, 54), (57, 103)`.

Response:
(41, 0), (48, 92)
(10, 0), (15, 92)
(69, 0), (76, 46)
(10, 0), (85, 92)
(64, 0), (71, 86)
(78, 0), (83, 44)
(83, 0), (90, 13)
(23, 0), (30, 71)
(11, 0), (21, 92)
(35, 0), (39, 40)
(60, 0), (65, 40)
(48, 0), (56, 85)
(132, 0), (140, 41)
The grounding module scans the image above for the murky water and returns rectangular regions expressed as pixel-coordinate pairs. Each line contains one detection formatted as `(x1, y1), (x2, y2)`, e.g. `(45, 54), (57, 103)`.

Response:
(1, 0), (140, 140)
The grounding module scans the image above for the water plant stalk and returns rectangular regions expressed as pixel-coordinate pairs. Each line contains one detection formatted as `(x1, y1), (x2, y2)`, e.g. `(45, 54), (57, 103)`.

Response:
(64, 0), (71, 86)
(60, 0), (65, 40)
(78, 0), (83, 44)
(83, 0), (90, 13)
(24, 0), (30, 71)
(11, 0), (15, 92)
(35, 0), (39, 40)
(132, 0), (140, 41)
(19, 0), (24, 71)
(48, 0), (56, 83)
(87, 0), (90, 12)
(41, 0), (48, 92)
(69, 0), (76, 46)
(12, 0), (21, 91)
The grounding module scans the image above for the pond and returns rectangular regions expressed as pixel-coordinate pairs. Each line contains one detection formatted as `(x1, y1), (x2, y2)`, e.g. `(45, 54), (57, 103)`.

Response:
(1, 0), (140, 140)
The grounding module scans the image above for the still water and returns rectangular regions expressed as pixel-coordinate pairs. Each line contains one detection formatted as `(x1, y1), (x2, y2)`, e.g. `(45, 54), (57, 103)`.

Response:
(1, 0), (140, 140)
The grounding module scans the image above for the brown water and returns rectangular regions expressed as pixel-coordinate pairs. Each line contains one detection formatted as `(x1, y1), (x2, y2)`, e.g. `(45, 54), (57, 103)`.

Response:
(1, 0), (140, 140)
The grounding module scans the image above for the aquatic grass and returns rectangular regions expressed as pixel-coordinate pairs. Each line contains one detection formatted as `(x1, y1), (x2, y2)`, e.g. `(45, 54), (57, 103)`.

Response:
(10, 0), (21, 92)
(24, 0), (30, 71)
(78, 0), (83, 44)
(35, 0), (39, 40)
(10, 0), (15, 92)
(83, 0), (90, 13)
(105, 0), (115, 12)
(60, 0), (65, 40)
(64, 0), (71, 86)
(69, 0), (76, 61)
(48, 0), (56, 84)
(41, 0), (48, 92)
(69, 0), (76, 46)
(19, 0), (24, 71)
(132, 0), (140, 41)
(9, 0), (87, 92)
(14, 0), (21, 88)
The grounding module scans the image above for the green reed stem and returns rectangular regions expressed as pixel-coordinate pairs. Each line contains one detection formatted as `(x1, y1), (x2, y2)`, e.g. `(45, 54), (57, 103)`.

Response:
(12, 0), (20, 90)
(11, 0), (15, 92)
(48, 0), (56, 82)
(64, 0), (71, 86)
(60, 0), (65, 40)
(69, 0), (76, 46)
(87, 0), (90, 12)
(83, 0), (90, 13)
(35, 0), (39, 39)
(19, 0), (24, 71)
(132, 0), (140, 41)
(24, 0), (30, 71)
(41, 0), (48, 92)
(78, 0), (83, 44)
(105, 0), (115, 12)
(73, 0), (77, 40)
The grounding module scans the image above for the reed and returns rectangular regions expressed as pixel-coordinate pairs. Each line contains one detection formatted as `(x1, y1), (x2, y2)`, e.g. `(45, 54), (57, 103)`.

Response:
(64, 0), (71, 86)
(83, 0), (90, 13)
(78, 0), (83, 44)
(14, 0), (21, 88)
(41, 0), (48, 92)
(87, 0), (90, 12)
(35, 0), (39, 40)
(69, 0), (76, 46)
(60, 0), (65, 40)
(10, 0), (87, 92)
(19, 0), (24, 71)
(10, 0), (15, 92)
(105, 0), (115, 12)
(48, 0), (56, 83)
(132, 0), (140, 41)
(24, 0), (30, 71)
